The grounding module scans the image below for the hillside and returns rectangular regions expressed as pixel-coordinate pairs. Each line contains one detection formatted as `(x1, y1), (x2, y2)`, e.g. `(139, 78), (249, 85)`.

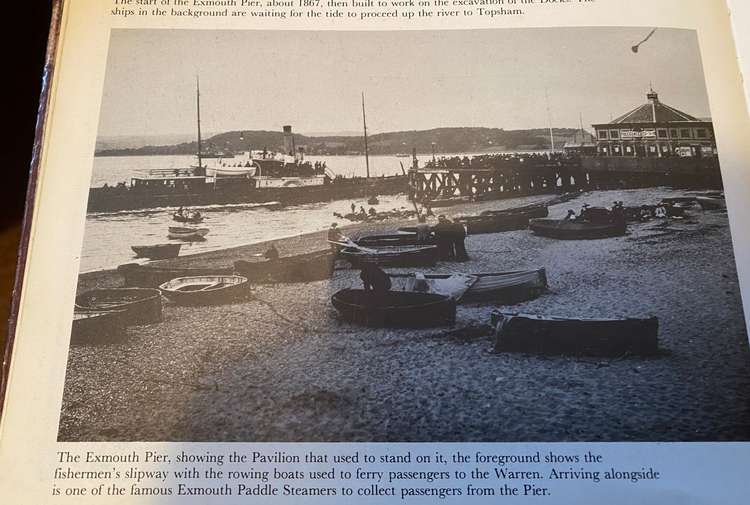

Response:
(95, 127), (588, 157)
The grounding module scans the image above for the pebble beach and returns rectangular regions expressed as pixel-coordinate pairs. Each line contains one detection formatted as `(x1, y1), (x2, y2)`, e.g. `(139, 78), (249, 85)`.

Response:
(58, 188), (750, 442)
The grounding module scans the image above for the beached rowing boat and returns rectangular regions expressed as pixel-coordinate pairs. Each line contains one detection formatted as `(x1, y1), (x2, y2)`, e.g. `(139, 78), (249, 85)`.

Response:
(356, 231), (432, 247)
(159, 275), (249, 305)
(117, 263), (234, 288)
(233, 249), (335, 284)
(167, 227), (210, 240)
(331, 289), (456, 327)
(529, 218), (627, 240)
(455, 213), (530, 235)
(480, 203), (549, 219)
(75, 288), (162, 325)
(391, 268), (548, 304)
(423, 196), (473, 208)
(70, 310), (127, 345)
(696, 196), (726, 210)
(131, 243), (181, 259)
(491, 311), (659, 356)
(338, 244), (439, 267)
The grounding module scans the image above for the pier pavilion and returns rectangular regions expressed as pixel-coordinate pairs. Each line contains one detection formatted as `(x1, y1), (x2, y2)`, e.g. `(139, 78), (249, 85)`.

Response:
(592, 90), (717, 159)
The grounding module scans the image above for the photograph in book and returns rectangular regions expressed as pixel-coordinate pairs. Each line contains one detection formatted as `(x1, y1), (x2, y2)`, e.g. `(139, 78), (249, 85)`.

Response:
(59, 27), (750, 442)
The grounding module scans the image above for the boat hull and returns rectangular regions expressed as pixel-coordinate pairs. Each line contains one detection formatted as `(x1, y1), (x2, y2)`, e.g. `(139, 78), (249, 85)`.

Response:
(339, 245), (439, 267)
(356, 232), (433, 247)
(456, 213), (530, 235)
(491, 311), (659, 356)
(159, 275), (250, 305)
(233, 250), (335, 284)
(70, 310), (127, 345)
(75, 288), (162, 325)
(696, 196), (726, 210)
(117, 263), (234, 288)
(331, 289), (456, 328)
(88, 175), (409, 213)
(392, 269), (548, 304)
(131, 243), (182, 259)
(167, 227), (210, 240)
(529, 219), (626, 240)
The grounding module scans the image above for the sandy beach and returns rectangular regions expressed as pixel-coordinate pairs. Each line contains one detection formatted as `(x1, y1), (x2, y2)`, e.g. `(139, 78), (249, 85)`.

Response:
(59, 188), (750, 442)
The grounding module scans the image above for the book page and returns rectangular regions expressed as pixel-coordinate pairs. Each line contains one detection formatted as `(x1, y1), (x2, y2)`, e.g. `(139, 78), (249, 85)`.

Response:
(2, 0), (749, 503)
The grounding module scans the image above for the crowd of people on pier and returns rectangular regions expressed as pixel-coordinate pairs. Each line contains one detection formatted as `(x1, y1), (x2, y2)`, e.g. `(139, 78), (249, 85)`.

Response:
(423, 152), (568, 171)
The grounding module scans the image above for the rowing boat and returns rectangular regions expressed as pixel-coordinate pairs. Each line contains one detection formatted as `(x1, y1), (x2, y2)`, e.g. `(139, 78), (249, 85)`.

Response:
(167, 227), (210, 240)
(696, 196), (726, 210)
(455, 213), (530, 235)
(391, 268), (548, 304)
(338, 244), (439, 267)
(331, 289), (456, 327)
(117, 263), (234, 288)
(159, 275), (250, 305)
(70, 310), (127, 345)
(75, 288), (162, 325)
(233, 249), (335, 284)
(173, 213), (204, 224)
(356, 231), (432, 247)
(529, 218), (627, 240)
(480, 203), (549, 219)
(131, 243), (181, 259)
(491, 311), (659, 356)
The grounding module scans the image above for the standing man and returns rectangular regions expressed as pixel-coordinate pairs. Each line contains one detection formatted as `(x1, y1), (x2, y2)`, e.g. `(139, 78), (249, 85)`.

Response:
(328, 223), (344, 252)
(432, 215), (455, 260)
(451, 221), (469, 262)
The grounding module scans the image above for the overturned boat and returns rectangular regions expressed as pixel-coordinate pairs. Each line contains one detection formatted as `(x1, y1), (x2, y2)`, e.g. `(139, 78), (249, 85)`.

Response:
(529, 218), (627, 240)
(159, 275), (249, 305)
(75, 288), (162, 325)
(233, 249), (335, 284)
(491, 311), (659, 356)
(331, 289), (456, 328)
(131, 243), (181, 260)
(391, 268), (548, 304)
(117, 263), (234, 288)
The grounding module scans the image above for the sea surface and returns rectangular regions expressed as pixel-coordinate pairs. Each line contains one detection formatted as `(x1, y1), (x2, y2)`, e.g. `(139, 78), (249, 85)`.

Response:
(85, 153), (515, 273)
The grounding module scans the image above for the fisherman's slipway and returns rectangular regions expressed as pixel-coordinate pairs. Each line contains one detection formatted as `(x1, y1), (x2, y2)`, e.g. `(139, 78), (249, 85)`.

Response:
(59, 188), (750, 442)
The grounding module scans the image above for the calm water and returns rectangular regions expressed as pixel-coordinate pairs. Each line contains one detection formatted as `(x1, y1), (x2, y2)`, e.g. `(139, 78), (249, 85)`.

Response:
(82, 151), (548, 273)
(83, 154), (432, 273)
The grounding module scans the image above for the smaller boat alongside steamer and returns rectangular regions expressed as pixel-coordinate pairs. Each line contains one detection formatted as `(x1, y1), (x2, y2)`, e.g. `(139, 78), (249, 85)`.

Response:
(491, 311), (659, 357)
(117, 263), (234, 288)
(159, 275), (250, 305)
(233, 249), (335, 284)
(331, 289), (456, 328)
(131, 243), (181, 260)
(167, 227), (210, 240)
(75, 288), (162, 325)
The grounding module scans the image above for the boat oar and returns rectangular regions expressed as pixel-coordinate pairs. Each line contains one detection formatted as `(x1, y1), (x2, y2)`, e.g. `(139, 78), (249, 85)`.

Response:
(328, 239), (378, 254)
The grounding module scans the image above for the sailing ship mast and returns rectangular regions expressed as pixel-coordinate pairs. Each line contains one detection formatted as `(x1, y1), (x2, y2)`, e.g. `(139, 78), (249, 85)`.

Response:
(362, 92), (370, 179)
(544, 88), (556, 152)
(196, 76), (203, 169)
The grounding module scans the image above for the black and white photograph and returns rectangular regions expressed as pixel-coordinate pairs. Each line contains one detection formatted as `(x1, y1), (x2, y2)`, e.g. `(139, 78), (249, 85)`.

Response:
(59, 27), (750, 442)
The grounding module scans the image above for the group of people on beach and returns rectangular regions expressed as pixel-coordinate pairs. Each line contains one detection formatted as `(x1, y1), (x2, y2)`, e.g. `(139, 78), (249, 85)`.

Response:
(430, 215), (469, 262)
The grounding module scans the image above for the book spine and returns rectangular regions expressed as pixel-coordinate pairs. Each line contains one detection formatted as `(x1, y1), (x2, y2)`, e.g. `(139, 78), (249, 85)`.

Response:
(0, 0), (67, 418)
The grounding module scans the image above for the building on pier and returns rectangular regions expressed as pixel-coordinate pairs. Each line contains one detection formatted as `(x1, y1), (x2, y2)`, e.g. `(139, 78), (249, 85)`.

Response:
(592, 90), (717, 158)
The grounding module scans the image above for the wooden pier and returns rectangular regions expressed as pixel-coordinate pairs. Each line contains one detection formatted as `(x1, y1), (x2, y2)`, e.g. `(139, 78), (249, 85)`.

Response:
(408, 155), (722, 201)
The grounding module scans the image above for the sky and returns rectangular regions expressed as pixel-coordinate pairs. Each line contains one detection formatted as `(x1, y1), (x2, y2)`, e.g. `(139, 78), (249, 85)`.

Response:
(97, 27), (711, 138)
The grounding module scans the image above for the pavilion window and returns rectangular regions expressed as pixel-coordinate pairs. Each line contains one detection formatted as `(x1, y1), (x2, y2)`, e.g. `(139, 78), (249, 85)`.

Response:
(609, 130), (620, 139)
(657, 129), (668, 139)
(696, 129), (707, 139)
(680, 129), (692, 138)
(598, 130), (608, 139)
(670, 129), (679, 138)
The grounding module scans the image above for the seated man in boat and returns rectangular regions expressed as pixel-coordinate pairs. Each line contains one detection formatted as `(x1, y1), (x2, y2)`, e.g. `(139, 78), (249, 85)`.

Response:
(564, 209), (576, 221)
(264, 243), (280, 261)
(360, 264), (392, 294)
